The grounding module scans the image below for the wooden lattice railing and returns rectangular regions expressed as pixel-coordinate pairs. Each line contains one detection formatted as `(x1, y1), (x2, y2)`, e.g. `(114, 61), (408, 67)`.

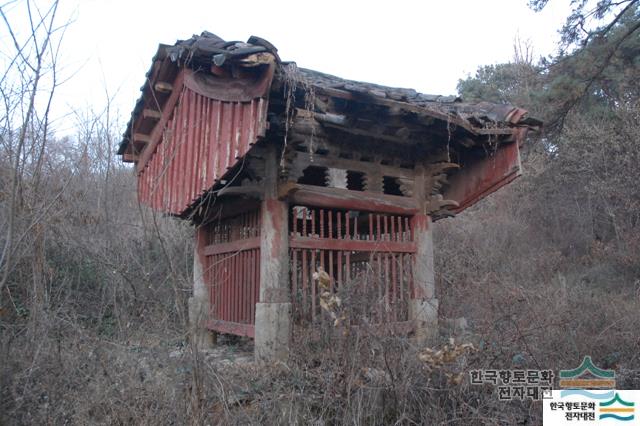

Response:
(203, 209), (261, 337)
(289, 206), (416, 330)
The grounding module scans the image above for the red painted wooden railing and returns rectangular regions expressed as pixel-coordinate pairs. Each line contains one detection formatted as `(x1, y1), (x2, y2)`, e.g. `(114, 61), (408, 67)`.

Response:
(289, 206), (416, 329)
(203, 209), (261, 337)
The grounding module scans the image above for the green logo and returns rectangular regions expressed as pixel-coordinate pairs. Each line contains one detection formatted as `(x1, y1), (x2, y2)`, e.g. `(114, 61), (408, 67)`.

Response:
(559, 356), (615, 388)
(599, 393), (635, 421)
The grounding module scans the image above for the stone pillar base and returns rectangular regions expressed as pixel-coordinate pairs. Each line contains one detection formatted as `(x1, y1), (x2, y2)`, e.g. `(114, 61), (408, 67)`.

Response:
(188, 296), (215, 349)
(254, 302), (292, 362)
(409, 298), (439, 345)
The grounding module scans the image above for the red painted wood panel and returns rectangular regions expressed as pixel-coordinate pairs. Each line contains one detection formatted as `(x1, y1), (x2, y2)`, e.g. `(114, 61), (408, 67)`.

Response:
(445, 141), (522, 214)
(200, 209), (262, 337)
(137, 84), (268, 215)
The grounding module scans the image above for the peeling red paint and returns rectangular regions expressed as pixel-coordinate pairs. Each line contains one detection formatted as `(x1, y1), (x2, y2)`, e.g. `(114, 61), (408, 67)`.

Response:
(445, 141), (522, 214)
(136, 74), (268, 215)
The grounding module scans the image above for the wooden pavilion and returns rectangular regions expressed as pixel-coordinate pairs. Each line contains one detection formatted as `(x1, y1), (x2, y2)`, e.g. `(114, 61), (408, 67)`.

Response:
(118, 32), (540, 360)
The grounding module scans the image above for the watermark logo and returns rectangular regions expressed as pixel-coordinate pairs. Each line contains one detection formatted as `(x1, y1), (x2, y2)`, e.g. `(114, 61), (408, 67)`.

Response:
(544, 357), (636, 424)
(599, 392), (635, 422)
(544, 390), (639, 424)
(559, 356), (616, 389)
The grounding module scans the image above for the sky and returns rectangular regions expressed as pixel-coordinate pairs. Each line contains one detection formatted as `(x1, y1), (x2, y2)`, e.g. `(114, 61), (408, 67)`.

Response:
(2, 0), (572, 135)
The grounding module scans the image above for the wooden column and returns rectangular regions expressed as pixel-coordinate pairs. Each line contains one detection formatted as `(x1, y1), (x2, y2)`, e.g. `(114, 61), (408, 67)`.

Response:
(410, 163), (438, 343)
(254, 144), (292, 361)
(188, 226), (216, 348)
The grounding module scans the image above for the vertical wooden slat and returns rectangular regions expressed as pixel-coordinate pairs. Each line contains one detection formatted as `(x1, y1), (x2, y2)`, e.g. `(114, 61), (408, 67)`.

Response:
(176, 89), (188, 212)
(199, 97), (210, 193)
(384, 252), (390, 322)
(239, 251), (245, 323)
(329, 250), (334, 292)
(336, 250), (341, 289)
(345, 211), (350, 240)
(293, 207), (298, 236)
(183, 88), (195, 210)
(302, 249), (308, 319)
(173, 88), (185, 211)
(302, 207), (308, 237)
(240, 99), (252, 155)
(311, 248), (317, 322)
(219, 102), (232, 174)
(251, 250), (260, 324)
(391, 216), (396, 242)
(376, 252), (382, 322)
(209, 255), (214, 319)
(168, 114), (177, 210)
(291, 248), (298, 316)
(236, 252), (242, 323)
(231, 252), (237, 323)
(254, 248), (259, 323)
(216, 255), (221, 320)
(235, 252), (241, 323)
(209, 100), (221, 190)
(159, 130), (167, 210)
(219, 256), (225, 320)
(244, 250), (250, 323)
(191, 92), (202, 202)
(226, 255), (232, 321)
(231, 102), (242, 163)
(345, 251), (351, 286)
(406, 217), (411, 241)
(226, 254), (231, 321)
(384, 215), (389, 241)
(391, 253), (398, 322)
(223, 255), (228, 321)
(244, 251), (250, 323)
(354, 214), (358, 240)
(399, 252), (404, 303)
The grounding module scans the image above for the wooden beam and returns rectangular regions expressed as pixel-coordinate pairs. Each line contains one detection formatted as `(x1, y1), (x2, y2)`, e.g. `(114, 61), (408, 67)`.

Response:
(203, 237), (261, 256)
(206, 320), (254, 338)
(290, 237), (416, 253)
(312, 85), (479, 135)
(133, 132), (151, 144)
(282, 184), (419, 215)
(122, 153), (138, 163)
(291, 150), (415, 180)
(476, 128), (514, 135)
(154, 81), (173, 93)
(322, 121), (412, 144)
(142, 108), (162, 120)
(200, 198), (261, 223)
(299, 109), (347, 126)
(215, 184), (264, 198)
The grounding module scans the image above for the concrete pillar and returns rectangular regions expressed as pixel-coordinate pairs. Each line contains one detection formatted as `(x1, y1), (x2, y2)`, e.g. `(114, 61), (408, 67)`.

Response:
(410, 213), (439, 344)
(188, 228), (216, 348)
(254, 144), (292, 362)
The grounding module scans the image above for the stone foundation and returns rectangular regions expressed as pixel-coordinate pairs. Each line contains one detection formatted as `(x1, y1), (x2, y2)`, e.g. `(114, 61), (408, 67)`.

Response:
(254, 302), (292, 361)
